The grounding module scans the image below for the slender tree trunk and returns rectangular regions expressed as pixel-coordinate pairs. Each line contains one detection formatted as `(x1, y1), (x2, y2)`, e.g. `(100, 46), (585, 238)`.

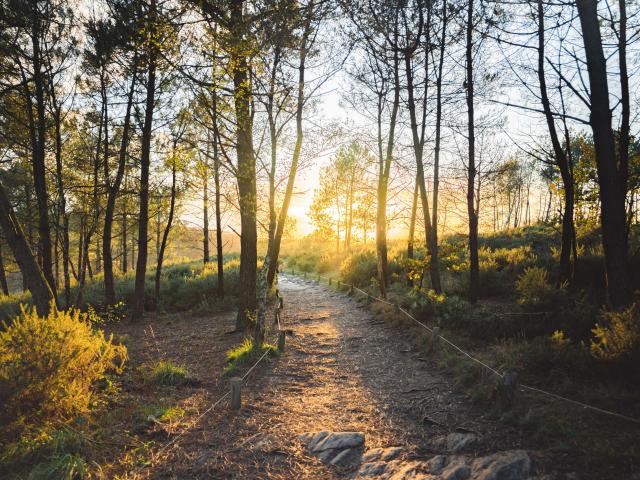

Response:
(0, 182), (54, 315)
(576, 0), (630, 308)
(466, 0), (479, 302)
(537, 0), (575, 284)
(266, 18), (312, 288)
(155, 153), (178, 304)
(132, 44), (157, 320)
(407, 176), (419, 287)
(231, 0), (257, 330)
(29, 20), (55, 292)
(122, 211), (128, 273)
(104, 71), (136, 305)
(0, 243), (9, 295)
(429, 1), (446, 294)
(213, 121), (224, 297)
(203, 156), (210, 264)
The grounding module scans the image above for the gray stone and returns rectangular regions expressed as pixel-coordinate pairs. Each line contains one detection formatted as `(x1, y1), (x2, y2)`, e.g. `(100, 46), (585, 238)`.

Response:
(385, 460), (431, 480)
(381, 447), (404, 461)
(362, 447), (384, 463)
(330, 447), (363, 468)
(356, 461), (388, 477)
(470, 450), (530, 480)
(298, 431), (330, 451)
(312, 431), (365, 452)
(440, 458), (471, 480)
(425, 455), (448, 474)
(437, 433), (478, 453)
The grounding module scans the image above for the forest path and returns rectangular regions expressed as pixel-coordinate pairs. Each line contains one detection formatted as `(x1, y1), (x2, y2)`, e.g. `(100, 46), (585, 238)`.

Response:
(134, 274), (542, 479)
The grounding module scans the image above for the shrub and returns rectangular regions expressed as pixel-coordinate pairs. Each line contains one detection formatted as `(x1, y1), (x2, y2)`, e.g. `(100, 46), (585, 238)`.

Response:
(224, 339), (277, 376)
(591, 305), (640, 362)
(340, 252), (377, 287)
(146, 361), (191, 386)
(515, 267), (557, 305)
(0, 305), (126, 441)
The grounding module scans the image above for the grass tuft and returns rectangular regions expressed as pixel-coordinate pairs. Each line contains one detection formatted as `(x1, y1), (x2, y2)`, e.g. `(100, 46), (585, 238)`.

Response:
(146, 361), (192, 386)
(224, 339), (278, 376)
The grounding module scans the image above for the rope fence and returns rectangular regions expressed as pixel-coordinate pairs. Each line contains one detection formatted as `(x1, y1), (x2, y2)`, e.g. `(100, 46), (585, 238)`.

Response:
(129, 289), (288, 477)
(288, 269), (640, 426)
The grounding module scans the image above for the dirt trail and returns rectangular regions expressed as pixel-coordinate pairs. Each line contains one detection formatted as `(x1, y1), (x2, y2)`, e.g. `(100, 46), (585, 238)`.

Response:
(126, 273), (547, 479)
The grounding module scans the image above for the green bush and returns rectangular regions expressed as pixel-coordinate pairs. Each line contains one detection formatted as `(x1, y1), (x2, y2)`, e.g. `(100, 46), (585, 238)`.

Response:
(340, 251), (377, 287)
(0, 305), (126, 442)
(591, 305), (640, 363)
(515, 267), (558, 306)
(224, 339), (277, 376)
(145, 360), (191, 386)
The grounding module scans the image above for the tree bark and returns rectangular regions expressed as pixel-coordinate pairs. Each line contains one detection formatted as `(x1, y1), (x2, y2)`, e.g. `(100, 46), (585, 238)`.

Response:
(231, 0), (258, 330)
(155, 147), (178, 303)
(132, 35), (157, 320)
(466, 0), (479, 303)
(29, 16), (55, 292)
(0, 182), (54, 315)
(537, 0), (575, 285)
(104, 71), (136, 305)
(265, 13), (312, 288)
(0, 243), (9, 295)
(576, 0), (630, 308)
(429, 1), (446, 294)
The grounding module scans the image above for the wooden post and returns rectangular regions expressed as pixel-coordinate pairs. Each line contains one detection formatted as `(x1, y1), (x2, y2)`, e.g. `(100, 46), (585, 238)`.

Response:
(499, 370), (519, 407)
(230, 377), (242, 410)
(349, 285), (354, 295)
(329, 277), (332, 286)
(431, 327), (440, 351)
(274, 310), (280, 326)
(278, 330), (286, 352)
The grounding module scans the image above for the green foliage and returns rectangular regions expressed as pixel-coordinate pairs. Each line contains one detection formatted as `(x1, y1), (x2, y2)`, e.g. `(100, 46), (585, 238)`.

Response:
(0, 306), (126, 443)
(145, 360), (191, 386)
(224, 339), (277, 376)
(0, 257), (241, 323)
(591, 305), (640, 362)
(340, 251), (377, 287)
(515, 267), (558, 305)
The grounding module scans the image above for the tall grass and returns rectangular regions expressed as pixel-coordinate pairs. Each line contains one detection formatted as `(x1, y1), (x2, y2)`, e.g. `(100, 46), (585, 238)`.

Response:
(0, 256), (241, 322)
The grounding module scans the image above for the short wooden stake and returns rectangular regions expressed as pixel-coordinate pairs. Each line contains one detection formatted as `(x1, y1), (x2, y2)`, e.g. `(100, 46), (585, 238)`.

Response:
(273, 310), (280, 326)
(431, 326), (441, 351)
(499, 370), (519, 407)
(349, 285), (354, 295)
(278, 330), (286, 352)
(230, 377), (242, 410)
(329, 277), (332, 286)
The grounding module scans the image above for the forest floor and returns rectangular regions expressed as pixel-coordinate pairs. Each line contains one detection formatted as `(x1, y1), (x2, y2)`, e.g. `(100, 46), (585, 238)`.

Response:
(99, 274), (628, 479)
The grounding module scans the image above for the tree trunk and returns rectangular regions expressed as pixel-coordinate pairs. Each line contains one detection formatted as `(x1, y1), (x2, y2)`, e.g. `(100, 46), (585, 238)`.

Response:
(265, 17), (311, 288)
(155, 152), (177, 304)
(132, 43), (157, 320)
(0, 243), (9, 295)
(203, 156), (210, 264)
(576, 0), (630, 308)
(30, 19), (55, 292)
(213, 123), (225, 297)
(231, 0), (257, 330)
(429, 1), (446, 294)
(104, 71), (136, 305)
(0, 182), (54, 315)
(407, 175), (419, 287)
(466, 0), (479, 303)
(537, 0), (575, 284)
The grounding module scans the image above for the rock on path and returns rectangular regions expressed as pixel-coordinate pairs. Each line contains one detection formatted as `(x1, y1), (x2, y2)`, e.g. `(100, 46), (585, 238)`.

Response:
(300, 430), (531, 480)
